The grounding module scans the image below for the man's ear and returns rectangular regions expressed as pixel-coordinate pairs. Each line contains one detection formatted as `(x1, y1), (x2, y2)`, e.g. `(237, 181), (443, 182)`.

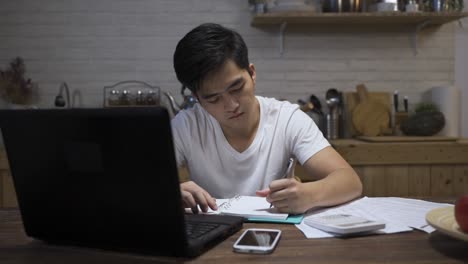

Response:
(249, 63), (256, 83)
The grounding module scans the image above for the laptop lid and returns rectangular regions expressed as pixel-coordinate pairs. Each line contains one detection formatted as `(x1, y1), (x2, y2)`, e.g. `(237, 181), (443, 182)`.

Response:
(0, 107), (242, 257)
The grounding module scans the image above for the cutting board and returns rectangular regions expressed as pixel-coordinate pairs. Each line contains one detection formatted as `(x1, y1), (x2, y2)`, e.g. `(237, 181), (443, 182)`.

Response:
(345, 89), (392, 137)
(351, 84), (391, 137)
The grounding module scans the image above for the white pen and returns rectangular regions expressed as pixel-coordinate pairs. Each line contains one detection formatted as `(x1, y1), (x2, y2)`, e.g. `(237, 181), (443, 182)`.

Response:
(270, 158), (295, 208)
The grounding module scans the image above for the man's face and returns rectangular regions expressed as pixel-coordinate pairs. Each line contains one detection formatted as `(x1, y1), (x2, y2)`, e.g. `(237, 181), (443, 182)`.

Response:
(196, 60), (258, 131)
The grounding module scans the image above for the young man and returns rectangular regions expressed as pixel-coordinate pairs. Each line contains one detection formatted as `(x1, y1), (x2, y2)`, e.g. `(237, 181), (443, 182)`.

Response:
(171, 23), (362, 215)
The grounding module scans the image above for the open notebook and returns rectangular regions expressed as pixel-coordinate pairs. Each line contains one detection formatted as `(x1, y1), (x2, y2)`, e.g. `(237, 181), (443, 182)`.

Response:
(206, 195), (304, 224)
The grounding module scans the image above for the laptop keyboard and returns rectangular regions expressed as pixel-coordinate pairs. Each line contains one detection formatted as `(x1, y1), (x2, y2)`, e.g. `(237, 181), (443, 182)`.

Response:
(185, 221), (220, 239)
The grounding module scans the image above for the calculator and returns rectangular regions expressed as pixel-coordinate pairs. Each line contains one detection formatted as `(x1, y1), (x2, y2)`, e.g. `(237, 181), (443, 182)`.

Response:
(304, 214), (386, 235)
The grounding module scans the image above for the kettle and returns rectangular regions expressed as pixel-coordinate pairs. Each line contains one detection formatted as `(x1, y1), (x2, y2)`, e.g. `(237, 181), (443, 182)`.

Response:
(164, 85), (198, 116)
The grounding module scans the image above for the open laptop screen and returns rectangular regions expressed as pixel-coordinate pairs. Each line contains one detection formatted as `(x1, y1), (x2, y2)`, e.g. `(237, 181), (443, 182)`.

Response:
(0, 107), (189, 254)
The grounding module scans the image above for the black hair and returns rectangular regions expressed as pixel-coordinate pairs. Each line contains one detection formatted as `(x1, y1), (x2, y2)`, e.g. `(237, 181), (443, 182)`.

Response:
(173, 23), (250, 94)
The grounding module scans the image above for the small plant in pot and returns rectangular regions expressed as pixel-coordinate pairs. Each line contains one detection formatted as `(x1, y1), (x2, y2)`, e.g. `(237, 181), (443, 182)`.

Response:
(400, 102), (445, 136)
(0, 57), (37, 106)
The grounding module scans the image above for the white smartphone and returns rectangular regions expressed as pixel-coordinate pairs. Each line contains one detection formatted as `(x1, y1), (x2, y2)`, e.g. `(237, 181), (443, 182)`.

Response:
(233, 228), (281, 254)
(304, 214), (385, 235)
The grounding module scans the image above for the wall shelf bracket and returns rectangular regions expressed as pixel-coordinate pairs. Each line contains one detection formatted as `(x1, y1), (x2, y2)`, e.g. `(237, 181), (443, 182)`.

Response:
(279, 21), (288, 56)
(412, 19), (431, 56)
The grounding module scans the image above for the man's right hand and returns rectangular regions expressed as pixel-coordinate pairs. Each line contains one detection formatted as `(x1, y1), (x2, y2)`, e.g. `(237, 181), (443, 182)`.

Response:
(180, 181), (218, 214)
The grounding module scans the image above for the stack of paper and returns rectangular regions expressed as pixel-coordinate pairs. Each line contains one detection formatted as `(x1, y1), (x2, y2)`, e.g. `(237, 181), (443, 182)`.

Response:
(296, 197), (451, 239)
(209, 195), (289, 220)
(188, 195), (304, 224)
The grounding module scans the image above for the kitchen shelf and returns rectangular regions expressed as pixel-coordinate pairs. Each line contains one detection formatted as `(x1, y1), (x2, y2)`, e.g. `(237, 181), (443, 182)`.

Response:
(251, 11), (468, 55)
(251, 11), (468, 26)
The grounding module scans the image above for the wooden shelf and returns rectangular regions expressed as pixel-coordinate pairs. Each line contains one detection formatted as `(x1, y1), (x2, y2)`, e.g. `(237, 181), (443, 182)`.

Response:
(251, 11), (468, 26)
(251, 11), (468, 55)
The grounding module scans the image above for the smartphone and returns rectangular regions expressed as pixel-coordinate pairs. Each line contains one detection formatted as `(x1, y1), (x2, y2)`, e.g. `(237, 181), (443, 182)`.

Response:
(233, 228), (281, 254)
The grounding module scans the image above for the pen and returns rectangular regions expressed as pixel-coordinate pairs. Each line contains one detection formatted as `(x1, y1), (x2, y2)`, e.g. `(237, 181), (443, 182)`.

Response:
(270, 158), (295, 208)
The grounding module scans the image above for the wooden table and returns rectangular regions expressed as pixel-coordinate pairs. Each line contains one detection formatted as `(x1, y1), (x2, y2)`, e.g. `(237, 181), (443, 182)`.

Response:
(1, 209), (468, 264)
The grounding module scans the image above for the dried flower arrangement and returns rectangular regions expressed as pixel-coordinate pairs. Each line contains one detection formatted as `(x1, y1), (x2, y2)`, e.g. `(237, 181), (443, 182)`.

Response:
(0, 57), (36, 105)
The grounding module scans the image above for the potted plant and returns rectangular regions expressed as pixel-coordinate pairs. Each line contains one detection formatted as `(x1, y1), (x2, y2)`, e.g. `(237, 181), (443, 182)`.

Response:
(0, 57), (37, 107)
(400, 102), (445, 136)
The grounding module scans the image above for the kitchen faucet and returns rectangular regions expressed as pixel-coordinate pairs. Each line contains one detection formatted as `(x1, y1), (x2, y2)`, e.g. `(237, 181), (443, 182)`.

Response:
(55, 82), (71, 108)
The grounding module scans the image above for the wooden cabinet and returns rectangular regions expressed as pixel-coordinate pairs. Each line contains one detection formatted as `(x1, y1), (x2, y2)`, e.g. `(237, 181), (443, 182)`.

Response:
(3, 139), (468, 208)
(296, 139), (468, 198)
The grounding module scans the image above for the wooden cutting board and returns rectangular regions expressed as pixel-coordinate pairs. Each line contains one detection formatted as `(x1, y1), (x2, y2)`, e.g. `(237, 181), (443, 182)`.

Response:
(352, 84), (390, 137)
(344, 90), (391, 137)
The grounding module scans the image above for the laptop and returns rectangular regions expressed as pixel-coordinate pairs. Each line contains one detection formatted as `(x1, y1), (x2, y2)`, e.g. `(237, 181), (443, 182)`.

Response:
(0, 107), (243, 258)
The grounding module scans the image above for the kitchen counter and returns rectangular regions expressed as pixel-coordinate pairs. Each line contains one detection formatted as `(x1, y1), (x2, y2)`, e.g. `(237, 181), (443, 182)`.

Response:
(328, 139), (468, 198)
(330, 139), (468, 165)
(2, 138), (468, 208)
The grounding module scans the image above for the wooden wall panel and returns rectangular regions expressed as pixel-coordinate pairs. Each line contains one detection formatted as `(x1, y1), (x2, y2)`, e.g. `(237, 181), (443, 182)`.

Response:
(408, 166), (431, 197)
(361, 166), (386, 197)
(430, 165), (454, 196)
(385, 166), (409, 197)
(453, 165), (468, 196)
(333, 140), (468, 165)
(353, 166), (365, 195)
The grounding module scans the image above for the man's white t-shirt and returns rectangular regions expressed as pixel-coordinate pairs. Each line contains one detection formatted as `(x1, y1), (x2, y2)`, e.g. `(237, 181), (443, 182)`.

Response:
(171, 96), (330, 198)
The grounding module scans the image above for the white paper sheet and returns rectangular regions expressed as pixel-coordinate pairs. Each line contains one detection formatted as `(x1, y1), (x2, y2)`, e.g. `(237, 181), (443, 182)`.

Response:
(203, 196), (288, 220)
(296, 197), (451, 239)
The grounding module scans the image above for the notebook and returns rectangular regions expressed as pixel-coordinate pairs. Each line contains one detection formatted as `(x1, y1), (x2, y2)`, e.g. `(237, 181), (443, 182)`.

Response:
(0, 107), (243, 258)
(210, 195), (304, 224)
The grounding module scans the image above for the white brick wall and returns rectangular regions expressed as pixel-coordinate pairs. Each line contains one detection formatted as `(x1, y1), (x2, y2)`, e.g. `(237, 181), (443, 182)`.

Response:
(0, 0), (456, 111)
(456, 1), (468, 137)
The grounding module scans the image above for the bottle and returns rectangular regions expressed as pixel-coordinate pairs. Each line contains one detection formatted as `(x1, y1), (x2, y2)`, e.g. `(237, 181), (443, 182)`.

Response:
(135, 90), (145, 105)
(119, 90), (131, 105)
(108, 89), (120, 106)
(405, 0), (419, 12)
(146, 90), (158, 105)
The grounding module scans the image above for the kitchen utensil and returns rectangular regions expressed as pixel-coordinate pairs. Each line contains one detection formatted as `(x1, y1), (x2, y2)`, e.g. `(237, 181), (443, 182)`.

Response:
(164, 85), (198, 116)
(345, 90), (391, 137)
(309, 94), (326, 133)
(352, 84), (390, 137)
(326, 88), (342, 139)
(393, 90), (399, 112)
(404, 96), (408, 112)
(309, 95), (323, 116)
(298, 98), (325, 133)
